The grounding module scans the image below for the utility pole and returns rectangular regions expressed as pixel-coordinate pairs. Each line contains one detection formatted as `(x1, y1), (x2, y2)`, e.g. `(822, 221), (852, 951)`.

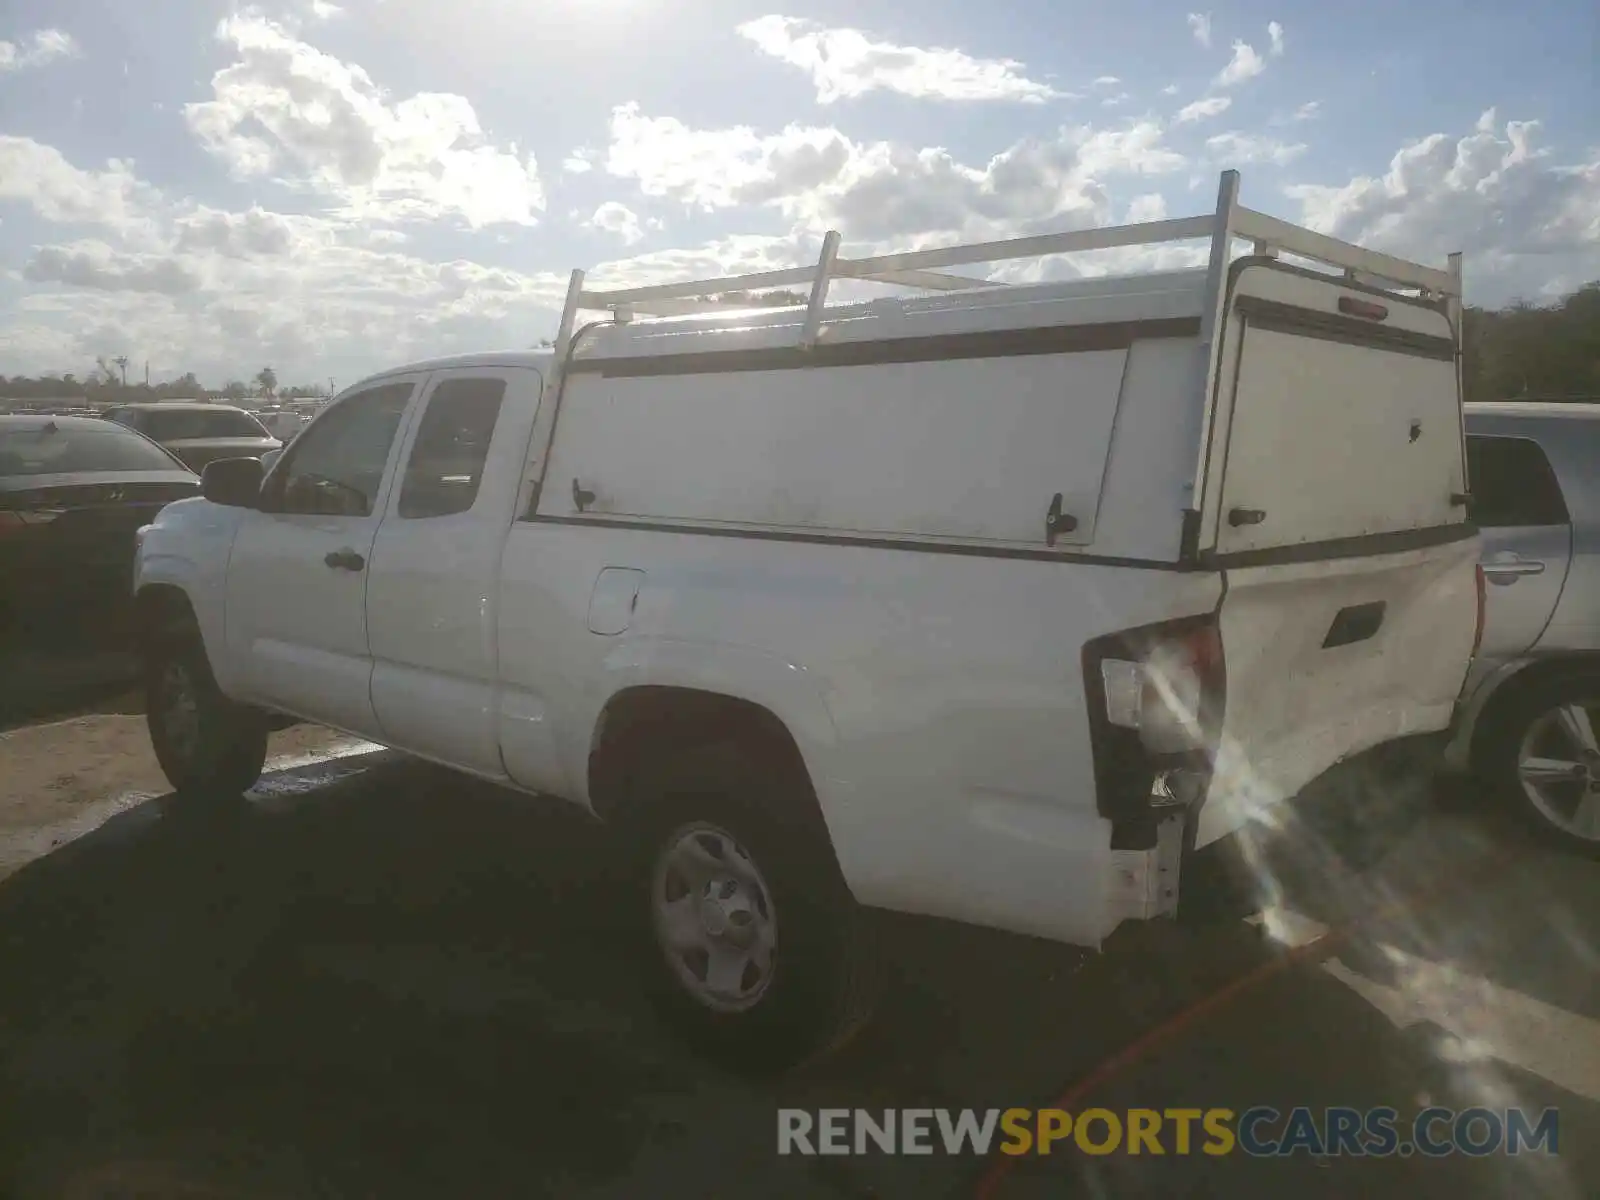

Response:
(113, 355), (129, 387)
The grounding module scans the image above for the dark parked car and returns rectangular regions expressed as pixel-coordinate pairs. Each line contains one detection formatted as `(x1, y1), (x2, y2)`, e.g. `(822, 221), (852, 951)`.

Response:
(1, 416), (199, 713)
(102, 401), (281, 471)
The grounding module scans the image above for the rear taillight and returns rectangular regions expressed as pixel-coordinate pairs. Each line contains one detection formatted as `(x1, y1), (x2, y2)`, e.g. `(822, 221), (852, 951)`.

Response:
(1083, 614), (1227, 838)
(1337, 296), (1390, 322)
(1099, 619), (1225, 755)
(1471, 563), (1487, 657)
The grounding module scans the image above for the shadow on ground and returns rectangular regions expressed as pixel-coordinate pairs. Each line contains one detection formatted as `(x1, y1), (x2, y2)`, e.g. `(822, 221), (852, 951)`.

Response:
(0, 755), (1596, 1198)
(0, 646), (143, 734)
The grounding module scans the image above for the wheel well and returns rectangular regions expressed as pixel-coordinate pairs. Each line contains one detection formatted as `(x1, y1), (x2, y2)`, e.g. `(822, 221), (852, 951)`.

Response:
(133, 584), (198, 649)
(587, 686), (825, 828)
(1469, 653), (1600, 768)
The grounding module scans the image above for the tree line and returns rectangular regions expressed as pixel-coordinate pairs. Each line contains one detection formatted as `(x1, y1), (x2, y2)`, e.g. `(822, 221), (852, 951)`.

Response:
(1462, 281), (1598, 402)
(2, 281), (1595, 404)
(0, 363), (323, 403)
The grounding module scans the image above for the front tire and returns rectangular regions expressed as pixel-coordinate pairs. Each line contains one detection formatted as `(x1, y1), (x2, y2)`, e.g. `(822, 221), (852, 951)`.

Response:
(621, 741), (880, 1074)
(1479, 670), (1600, 858)
(145, 628), (268, 797)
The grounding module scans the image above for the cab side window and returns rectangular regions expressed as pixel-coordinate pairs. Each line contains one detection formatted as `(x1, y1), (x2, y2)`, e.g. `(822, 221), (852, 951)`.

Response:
(1466, 435), (1570, 528)
(396, 378), (507, 519)
(267, 383), (414, 517)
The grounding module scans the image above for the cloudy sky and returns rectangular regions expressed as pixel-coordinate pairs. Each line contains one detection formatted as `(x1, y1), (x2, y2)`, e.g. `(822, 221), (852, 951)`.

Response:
(1, 0), (1596, 387)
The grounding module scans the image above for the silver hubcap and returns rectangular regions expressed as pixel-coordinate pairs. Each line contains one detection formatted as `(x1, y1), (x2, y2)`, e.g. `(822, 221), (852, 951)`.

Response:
(650, 823), (777, 1012)
(159, 660), (202, 765)
(1517, 700), (1600, 842)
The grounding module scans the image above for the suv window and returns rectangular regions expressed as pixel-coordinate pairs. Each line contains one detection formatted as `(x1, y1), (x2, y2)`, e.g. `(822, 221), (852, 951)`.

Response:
(1466, 434), (1570, 528)
(268, 383), (414, 517)
(140, 408), (270, 441)
(397, 378), (507, 518)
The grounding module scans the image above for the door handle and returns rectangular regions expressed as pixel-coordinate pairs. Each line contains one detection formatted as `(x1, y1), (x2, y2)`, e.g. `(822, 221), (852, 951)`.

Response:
(1482, 558), (1544, 585)
(324, 549), (365, 572)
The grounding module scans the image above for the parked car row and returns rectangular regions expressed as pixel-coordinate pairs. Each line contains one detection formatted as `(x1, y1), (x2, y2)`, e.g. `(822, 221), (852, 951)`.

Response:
(2, 404), (287, 718)
(103, 402), (282, 471)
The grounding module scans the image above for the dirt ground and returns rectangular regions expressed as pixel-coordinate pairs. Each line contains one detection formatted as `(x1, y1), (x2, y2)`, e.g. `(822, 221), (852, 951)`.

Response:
(0, 703), (366, 880)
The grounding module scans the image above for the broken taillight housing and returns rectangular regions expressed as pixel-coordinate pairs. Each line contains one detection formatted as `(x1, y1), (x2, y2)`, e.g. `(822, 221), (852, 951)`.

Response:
(1083, 614), (1227, 841)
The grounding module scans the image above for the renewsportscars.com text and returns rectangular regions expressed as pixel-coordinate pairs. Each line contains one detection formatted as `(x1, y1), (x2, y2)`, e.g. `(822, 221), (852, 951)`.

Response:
(777, 1106), (1561, 1158)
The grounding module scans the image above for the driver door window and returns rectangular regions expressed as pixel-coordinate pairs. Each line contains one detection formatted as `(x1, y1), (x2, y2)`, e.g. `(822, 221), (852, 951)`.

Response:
(267, 383), (414, 516)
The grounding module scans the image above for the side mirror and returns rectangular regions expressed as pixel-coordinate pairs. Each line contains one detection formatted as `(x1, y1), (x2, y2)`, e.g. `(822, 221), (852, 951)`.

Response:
(259, 447), (283, 473)
(201, 456), (265, 508)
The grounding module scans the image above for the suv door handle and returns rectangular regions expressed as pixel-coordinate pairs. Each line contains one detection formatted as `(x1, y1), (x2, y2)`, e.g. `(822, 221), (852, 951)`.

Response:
(1482, 557), (1544, 584)
(324, 549), (365, 572)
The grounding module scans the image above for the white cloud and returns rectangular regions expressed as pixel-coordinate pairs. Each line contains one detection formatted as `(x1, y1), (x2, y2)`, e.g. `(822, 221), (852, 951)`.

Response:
(1161, 83), (1180, 96)
(0, 28), (80, 72)
(1187, 13), (1212, 48)
(737, 15), (1064, 104)
(604, 102), (854, 211)
(308, 0), (344, 19)
(603, 103), (1185, 245)
(23, 241), (201, 295)
(1268, 21), (1285, 55)
(0, 136), (161, 236)
(1092, 75), (1121, 87)
(0, 136), (570, 379)
(173, 206), (301, 258)
(184, 15), (544, 228)
(1287, 113), (1600, 302)
(1215, 39), (1267, 87)
(1126, 193), (1169, 222)
(1205, 131), (1307, 165)
(1176, 95), (1232, 123)
(7, 92), (1597, 381)
(588, 201), (648, 245)
(1286, 100), (1320, 122)
(562, 150), (595, 174)
(11, 219), (571, 380)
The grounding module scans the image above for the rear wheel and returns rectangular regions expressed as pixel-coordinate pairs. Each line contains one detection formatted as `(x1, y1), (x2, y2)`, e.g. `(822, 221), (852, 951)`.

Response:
(145, 626), (268, 797)
(621, 741), (880, 1074)
(1480, 671), (1600, 857)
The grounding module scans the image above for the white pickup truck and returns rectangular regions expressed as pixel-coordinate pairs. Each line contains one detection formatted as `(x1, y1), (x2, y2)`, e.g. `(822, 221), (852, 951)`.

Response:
(131, 173), (1484, 1069)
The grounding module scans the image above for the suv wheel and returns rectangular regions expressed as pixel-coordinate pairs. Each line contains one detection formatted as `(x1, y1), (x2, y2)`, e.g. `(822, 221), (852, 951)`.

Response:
(146, 628), (268, 797)
(622, 741), (880, 1073)
(1481, 671), (1600, 857)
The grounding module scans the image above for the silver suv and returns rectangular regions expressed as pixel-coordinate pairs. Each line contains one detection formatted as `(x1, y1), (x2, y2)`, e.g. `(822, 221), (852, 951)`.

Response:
(1445, 402), (1600, 853)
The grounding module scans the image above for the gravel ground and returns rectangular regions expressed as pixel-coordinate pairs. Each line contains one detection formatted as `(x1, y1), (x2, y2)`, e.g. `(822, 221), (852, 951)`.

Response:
(0, 707), (367, 881)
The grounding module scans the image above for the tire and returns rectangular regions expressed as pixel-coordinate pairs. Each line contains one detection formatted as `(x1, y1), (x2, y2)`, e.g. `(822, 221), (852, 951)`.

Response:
(145, 622), (268, 797)
(618, 740), (881, 1074)
(1477, 669), (1600, 858)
